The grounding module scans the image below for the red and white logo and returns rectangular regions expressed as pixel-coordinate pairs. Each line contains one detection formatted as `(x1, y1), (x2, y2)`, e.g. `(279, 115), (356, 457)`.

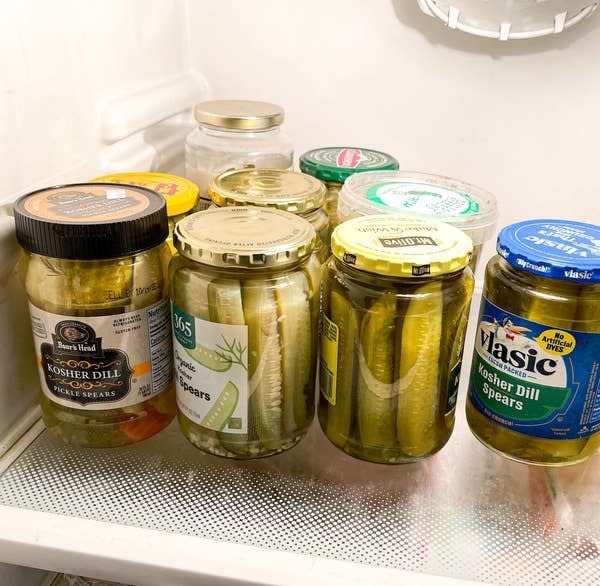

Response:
(336, 148), (362, 168)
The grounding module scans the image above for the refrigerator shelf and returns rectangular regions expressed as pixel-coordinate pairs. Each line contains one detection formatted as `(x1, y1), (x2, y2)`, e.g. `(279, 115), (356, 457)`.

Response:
(0, 295), (598, 586)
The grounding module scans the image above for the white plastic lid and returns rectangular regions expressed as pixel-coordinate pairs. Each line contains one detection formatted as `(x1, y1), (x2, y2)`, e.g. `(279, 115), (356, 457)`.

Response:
(337, 171), (497, 245)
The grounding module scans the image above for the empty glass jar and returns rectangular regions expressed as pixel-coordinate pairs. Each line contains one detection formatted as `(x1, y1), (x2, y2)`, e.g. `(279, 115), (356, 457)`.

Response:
(185, 100), (293, 210)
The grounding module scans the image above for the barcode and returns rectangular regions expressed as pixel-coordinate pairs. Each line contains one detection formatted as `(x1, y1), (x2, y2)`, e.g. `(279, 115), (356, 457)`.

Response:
(319, 358), (335, 404)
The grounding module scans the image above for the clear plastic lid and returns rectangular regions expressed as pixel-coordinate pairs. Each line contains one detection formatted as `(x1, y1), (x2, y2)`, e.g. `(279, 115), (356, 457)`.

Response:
(338, 170), (497, 246)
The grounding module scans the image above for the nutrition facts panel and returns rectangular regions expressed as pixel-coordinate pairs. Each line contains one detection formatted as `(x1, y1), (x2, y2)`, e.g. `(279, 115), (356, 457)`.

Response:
(147, 299), (173, 394)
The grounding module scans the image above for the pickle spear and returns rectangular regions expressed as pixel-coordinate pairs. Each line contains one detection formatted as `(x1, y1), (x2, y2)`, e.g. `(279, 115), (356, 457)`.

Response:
(396, 281), (442, 457)
(274, 271), (311, 433)
(171, 266), (210, 320)
(209, 279), (245, 325)
(357, 291), (397, 450)
(508, 280), (585, 462)
(325, 286), (360, 449)
(242, 281), (283, 450)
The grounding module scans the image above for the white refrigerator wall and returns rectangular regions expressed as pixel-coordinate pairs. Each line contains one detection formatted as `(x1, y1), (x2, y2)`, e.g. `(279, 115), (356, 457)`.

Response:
(0, 0), (205, 206)
(190, 0), (600, 271)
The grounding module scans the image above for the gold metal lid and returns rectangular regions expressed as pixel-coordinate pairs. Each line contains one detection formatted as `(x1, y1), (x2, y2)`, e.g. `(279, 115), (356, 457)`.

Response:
(331, 215), (473, 277)
(174, 207), (316, 269)
(194, 100), (284, 131)
(208, 168), (326, 214)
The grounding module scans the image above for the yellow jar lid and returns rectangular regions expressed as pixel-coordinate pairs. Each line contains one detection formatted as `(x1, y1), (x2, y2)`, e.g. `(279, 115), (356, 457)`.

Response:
(91, 172), (198, 217)
(331, 215), (473, 277)
(208, 168), (326, 214)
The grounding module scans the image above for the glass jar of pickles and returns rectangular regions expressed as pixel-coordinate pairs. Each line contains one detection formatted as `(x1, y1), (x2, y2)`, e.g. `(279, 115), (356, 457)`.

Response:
(337, 171), (497, 272)
(91, 172), (198, 255)
(466, 220), (600, 466)
(208, 168), (329, 262)
(319, 215), (474, 463)
(170, 207), (320, 458)
(185, 100), (293, 210)
(14, 183), (176, 447)
(299, 147), (398, 233)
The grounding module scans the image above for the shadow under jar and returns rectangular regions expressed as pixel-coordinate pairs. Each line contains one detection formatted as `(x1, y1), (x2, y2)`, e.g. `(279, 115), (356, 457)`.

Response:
(466, 219), (600, 466)
(170, 206), (321, 458)
(14, 183), (176, 448)
(319, 215), (474, 464)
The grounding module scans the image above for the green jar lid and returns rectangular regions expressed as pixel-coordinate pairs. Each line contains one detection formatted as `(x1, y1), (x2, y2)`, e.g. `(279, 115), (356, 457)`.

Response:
(299, 147), (398, 184)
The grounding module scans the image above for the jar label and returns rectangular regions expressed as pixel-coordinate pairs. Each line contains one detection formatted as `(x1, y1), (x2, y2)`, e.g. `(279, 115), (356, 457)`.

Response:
(319, 314), (339, 405)
(172, 303), (249, 433)
(366, 182), (480, 216)
(29, 299), (172, 410)
(468, 297), (600, 439)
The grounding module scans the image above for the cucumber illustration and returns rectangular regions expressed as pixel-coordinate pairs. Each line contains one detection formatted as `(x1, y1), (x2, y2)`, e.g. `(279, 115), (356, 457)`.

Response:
(201, 381), (239, 431)
(185, 343), (232, 372)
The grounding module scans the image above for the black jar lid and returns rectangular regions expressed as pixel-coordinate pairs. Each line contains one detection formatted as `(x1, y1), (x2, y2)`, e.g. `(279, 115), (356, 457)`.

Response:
(14, 183), (168, 260)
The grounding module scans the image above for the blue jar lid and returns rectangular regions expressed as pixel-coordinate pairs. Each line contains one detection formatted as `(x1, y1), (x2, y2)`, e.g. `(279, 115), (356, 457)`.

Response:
(497, 219), (600, 283)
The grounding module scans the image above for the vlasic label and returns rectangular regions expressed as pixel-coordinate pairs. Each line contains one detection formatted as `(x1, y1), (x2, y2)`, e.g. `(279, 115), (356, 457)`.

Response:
(366, 182), (480, 216)
(29, 299), (172, 410)
(172, 304), (248, 434)
(468, 297), (600, 439)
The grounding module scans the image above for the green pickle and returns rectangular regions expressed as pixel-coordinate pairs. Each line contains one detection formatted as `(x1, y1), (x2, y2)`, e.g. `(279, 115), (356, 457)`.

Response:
(170, 207), (319, 459)
(318, 215), (474, 464)
(14, 184), (176, 447)
(396, 281), (442, 458)
(466, 220), (600, 466)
